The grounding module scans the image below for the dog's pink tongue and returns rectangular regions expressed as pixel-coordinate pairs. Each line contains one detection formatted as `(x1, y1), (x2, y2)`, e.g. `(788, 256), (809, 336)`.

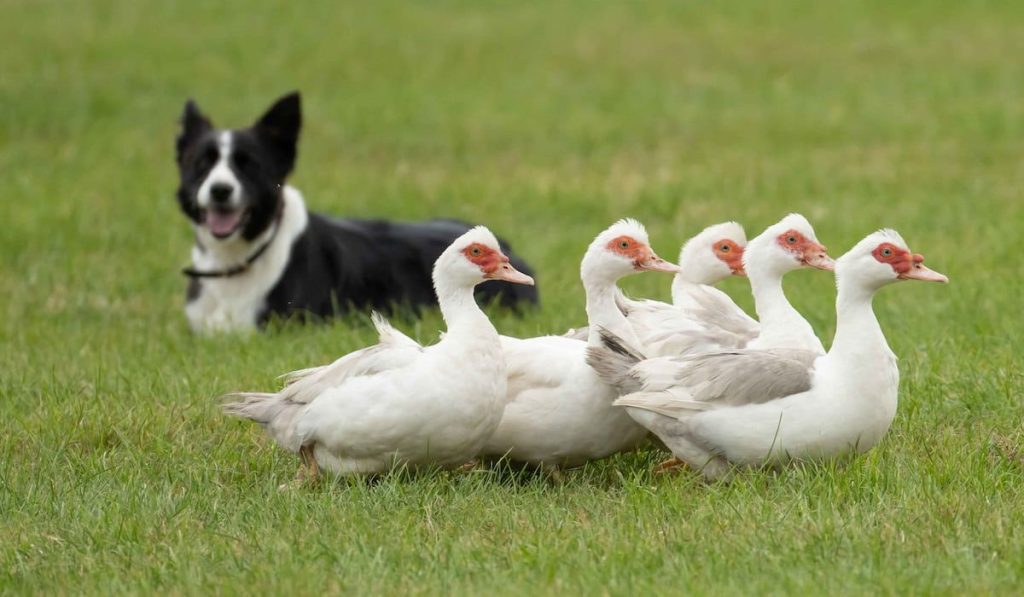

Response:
(207, 210), (241, 236)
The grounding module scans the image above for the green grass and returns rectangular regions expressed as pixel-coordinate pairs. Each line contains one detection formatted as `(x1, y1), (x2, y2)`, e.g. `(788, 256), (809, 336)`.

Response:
(2, 0), (1023, 593)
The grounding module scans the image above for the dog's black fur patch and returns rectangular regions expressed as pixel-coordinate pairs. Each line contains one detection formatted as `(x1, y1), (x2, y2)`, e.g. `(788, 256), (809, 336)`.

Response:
(262, 215), (536, 324)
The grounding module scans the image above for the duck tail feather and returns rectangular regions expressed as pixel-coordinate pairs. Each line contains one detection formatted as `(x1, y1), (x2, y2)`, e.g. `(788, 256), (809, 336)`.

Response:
(222, 392), (307, 453)
(585, 327), (646, 394)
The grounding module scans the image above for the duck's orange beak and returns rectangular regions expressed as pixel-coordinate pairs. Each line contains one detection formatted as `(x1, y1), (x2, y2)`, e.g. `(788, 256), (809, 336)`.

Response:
(636, 247), (681, 274)
(485, 254), (535, 285)
(898, 254), (948, 283)
(802, 242), (835, 271)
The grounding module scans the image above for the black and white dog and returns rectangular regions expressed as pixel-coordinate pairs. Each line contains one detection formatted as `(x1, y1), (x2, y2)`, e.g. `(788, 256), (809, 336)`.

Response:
(175, 92), (538, 333)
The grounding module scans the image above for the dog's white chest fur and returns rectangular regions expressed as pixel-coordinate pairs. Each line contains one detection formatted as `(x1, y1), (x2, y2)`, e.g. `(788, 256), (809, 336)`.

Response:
(186, 187), (308, 334)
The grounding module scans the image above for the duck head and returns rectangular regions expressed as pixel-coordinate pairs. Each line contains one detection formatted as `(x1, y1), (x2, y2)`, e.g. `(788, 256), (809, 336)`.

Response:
(580, 218), (680, 285)
(836, 229), (948, 292)
(677, 221), (748, 284)
(434, 226), (535, 289)
(744, 213), (834, 279)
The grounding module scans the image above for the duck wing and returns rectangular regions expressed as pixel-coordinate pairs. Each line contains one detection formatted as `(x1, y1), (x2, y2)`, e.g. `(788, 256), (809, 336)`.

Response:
(501, 334), (586, 403)
(658, 348), (818, 405)
(223, 313), (424, 451)
(276, 312), (424, 404)
(589, 328), (817, 417)
(675, 285), (760, 346)
(613, 348), (818, 418)
(598, 287), (759, 356)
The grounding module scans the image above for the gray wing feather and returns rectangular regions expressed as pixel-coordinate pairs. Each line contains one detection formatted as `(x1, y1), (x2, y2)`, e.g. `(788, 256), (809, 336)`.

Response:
(584, 328), (646, 394)
(673, 348), (818, 406)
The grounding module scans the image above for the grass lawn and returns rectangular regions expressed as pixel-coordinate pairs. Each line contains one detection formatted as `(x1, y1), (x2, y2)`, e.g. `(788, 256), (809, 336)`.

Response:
(2, 0), (1023, 593)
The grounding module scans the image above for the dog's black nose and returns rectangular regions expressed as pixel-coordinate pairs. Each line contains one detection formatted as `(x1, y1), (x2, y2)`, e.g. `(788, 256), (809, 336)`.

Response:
(210, 183), (234, 204)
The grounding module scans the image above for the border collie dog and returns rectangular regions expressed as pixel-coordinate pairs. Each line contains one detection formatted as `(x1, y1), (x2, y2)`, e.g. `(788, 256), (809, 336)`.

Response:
(175, 92), (538, 333)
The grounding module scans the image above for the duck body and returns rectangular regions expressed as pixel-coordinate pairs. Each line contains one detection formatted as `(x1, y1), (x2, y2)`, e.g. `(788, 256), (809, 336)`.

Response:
(224, 226), (535, 478)
(300, 323), (509, 474)
(684, 338), (898, 469)
(484, 334), (648, 467)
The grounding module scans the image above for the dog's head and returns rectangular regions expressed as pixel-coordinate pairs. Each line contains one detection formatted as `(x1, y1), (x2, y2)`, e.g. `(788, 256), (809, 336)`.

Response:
(175, 92), (301, 242)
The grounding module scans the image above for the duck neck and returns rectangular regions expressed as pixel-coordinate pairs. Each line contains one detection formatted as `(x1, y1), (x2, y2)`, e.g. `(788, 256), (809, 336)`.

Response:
(670, 277), (692, 306)
(434, 279), (496, 340)
(670, 270), (704, 306)
(584, 277), (641, 349)
(749, 267), (805, 336)
(829, 282), (886, 359)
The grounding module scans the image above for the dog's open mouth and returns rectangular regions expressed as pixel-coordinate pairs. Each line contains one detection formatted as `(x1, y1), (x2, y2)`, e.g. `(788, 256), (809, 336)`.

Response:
(203, 208), (248, 239)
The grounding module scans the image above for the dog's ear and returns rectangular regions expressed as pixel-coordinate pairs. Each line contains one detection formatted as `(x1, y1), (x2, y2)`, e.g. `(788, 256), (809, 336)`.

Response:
(176, 99), (213, 166)
(254, 91), (301, 176)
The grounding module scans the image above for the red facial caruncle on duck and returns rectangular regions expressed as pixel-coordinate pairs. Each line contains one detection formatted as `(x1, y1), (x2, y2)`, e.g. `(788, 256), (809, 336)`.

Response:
(606, 235), (647, 267)
(872, 242), (916, 274)
(714, 239), (746, 275)
(462, 243), (506, 274)
(776, 229), (833, 270)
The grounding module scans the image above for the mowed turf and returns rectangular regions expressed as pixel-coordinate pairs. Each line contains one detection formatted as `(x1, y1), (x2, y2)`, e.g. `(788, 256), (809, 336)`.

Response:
(2, 0), (1023, 593)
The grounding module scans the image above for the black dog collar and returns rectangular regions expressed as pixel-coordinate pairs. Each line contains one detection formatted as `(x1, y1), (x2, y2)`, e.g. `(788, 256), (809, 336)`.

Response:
(182, 207), (283, 279)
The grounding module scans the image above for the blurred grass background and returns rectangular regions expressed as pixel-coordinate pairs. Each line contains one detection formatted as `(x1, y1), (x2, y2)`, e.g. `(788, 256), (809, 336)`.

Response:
(1, 0), (1022, 593)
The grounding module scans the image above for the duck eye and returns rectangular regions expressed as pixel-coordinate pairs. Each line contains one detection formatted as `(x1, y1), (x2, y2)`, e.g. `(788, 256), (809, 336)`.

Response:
(720, 244), (730, 252)
(881, 248), (892, 257)
(619, 240), (630, 249)
(787, 236), (797, 244)
(470, 246), (482, 256)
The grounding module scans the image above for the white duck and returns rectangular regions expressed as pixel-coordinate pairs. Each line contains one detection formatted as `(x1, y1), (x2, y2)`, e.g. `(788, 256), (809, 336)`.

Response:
(739, 213), (834, 353)
(588, 229), (948, 481)
(223, 226), (534, 482)
(481, 219), (679, 469)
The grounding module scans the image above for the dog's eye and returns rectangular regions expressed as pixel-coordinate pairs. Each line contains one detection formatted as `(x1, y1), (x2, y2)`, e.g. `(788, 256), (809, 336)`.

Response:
(198, 146), (218, 170)
(233, 151), (262, 175)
